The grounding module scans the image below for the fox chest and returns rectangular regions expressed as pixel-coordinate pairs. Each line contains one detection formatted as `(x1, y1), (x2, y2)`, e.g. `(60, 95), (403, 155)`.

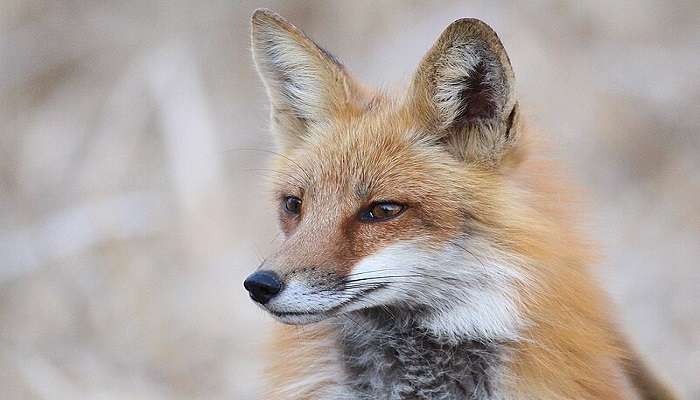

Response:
(337, 322), (505, 400)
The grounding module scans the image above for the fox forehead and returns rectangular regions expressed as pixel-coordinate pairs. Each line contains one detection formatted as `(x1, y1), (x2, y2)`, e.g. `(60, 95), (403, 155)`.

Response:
(273, 104), (459, 200)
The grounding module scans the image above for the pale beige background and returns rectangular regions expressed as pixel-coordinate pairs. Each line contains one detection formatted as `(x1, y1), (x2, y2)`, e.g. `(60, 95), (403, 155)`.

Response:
(1, 1), (698, 399)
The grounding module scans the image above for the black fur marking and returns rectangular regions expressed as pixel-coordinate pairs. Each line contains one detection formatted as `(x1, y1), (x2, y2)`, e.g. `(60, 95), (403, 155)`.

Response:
(454, 61), (497, 123)
(339, 308), (506, 400)
(314, 41), (342, 67)
(504, 103), (517, 141)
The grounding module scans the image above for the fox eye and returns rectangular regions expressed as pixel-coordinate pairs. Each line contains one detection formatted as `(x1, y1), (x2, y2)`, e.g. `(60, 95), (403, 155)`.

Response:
(361, 202), (405, 222)
(283, 196), (302, 215)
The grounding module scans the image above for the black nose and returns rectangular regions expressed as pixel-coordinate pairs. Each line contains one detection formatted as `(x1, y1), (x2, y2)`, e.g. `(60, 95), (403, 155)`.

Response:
(244, 271), (283, 304)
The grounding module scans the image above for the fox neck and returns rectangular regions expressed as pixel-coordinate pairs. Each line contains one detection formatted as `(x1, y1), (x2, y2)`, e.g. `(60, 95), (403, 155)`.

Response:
(337, 307), (510, 399)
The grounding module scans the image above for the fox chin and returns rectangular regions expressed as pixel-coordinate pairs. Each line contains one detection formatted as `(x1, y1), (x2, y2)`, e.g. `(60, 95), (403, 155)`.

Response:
(242, 8), (677, 400)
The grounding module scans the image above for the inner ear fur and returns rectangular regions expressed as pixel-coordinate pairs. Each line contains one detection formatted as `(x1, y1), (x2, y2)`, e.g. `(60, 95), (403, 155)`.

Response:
(409, 18), (519, 163)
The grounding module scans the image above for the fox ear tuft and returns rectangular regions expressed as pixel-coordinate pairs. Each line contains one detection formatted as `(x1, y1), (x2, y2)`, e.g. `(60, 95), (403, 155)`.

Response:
(410, 18), (519, 163)
(251, 9), (357, 148)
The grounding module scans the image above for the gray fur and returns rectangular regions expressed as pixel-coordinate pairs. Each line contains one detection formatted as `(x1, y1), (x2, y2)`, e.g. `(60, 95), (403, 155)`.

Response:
(337, 308), (508, 400)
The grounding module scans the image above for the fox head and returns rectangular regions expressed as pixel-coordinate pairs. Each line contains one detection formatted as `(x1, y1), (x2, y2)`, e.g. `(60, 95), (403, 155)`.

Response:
(245, 9), (532, 340)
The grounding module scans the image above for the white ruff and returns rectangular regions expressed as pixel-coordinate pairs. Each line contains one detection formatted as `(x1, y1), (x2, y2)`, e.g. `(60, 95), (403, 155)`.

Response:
(346, 238), (528, 341)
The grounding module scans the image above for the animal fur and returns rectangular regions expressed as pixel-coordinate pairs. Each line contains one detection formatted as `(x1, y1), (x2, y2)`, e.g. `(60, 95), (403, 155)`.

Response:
(247, 8), (677, 400)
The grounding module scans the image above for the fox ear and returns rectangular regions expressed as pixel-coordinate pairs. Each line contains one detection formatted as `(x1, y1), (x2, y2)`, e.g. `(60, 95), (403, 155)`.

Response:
(251, 9), (359, 148)
(409, 18), (519, 163)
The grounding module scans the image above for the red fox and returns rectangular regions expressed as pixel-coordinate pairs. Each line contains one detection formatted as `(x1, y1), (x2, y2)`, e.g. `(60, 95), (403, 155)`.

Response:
(244, 8), (677, 400)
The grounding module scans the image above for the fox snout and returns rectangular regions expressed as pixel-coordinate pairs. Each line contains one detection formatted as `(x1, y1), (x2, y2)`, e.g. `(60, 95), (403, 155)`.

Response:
(242, 260), (353, 325)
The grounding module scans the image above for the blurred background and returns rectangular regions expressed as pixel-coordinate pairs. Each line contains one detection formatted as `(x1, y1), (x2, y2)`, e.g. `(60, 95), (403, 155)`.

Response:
(1, 1), (698, 399)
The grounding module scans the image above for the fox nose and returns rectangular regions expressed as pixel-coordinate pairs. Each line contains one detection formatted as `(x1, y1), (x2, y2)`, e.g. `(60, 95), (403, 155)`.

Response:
(244, 271), (283, 304)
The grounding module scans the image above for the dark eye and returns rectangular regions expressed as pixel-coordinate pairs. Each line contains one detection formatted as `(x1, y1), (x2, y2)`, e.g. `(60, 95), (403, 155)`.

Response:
(283, 196), (302, 215)
(361, 202), (405, 222)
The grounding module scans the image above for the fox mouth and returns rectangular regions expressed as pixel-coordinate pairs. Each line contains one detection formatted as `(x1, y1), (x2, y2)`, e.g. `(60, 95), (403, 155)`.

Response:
(270, 310), (319, 317)
(265, 284), (386, 325)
